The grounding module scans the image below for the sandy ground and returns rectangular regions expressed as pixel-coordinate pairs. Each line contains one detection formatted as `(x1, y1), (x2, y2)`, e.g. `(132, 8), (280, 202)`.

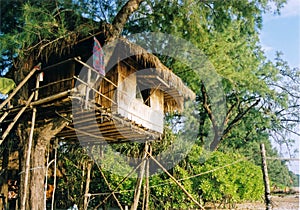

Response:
(235, 194), (299, 210)
(204, 194), (299, 210)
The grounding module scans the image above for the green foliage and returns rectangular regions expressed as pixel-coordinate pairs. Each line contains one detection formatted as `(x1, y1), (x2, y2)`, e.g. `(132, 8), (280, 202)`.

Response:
(195, 151), (264, 202)
(0, 0), (99, 72)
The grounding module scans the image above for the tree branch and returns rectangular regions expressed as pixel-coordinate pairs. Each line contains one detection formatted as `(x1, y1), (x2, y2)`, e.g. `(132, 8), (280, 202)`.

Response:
(106, 0), (145, 42)
(222, 99), (261, 137)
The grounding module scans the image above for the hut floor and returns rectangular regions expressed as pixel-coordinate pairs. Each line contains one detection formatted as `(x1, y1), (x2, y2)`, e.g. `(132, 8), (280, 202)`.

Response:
(0, 93), (161, 145)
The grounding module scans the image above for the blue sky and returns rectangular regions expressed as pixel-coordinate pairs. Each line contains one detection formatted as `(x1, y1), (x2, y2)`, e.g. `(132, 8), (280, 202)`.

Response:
(260, 0), (300, 68)
(260, 0), (300, 174)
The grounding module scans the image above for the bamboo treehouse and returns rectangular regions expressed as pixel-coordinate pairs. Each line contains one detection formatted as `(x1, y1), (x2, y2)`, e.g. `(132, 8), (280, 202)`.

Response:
(0, 32), (196, 209)
(1, 37), (195, 143)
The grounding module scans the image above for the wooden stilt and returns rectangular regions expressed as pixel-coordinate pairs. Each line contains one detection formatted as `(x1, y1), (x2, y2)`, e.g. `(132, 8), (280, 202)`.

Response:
(147, 152), (205, 210)
(84, 68), (91, 109)
(260, 143), (272, 210)
(142, 180), (146, 210)
(21, 74), (40, 210)
(144, 146), (151, 210)
(44, 143), (50, 209)
(83, 161), (93, 210)
(131, 142), (149, 210)
(51, 139), (58, 210)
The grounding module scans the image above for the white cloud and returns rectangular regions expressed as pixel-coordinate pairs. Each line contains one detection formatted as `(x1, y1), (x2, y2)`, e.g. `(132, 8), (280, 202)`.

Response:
(261, 44), (274, 53)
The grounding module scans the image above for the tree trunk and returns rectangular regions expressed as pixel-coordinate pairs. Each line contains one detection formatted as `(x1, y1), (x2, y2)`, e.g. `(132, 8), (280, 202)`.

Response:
(0, 141), (9, 210)
(106, 0), (145, 42)
(18, 119), (68, 210)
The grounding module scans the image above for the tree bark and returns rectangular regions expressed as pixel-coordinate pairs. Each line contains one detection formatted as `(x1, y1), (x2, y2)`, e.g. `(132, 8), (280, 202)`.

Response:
(0, 141), (9, 210)
(18, 119), (68, 210)
(106, 0), (145, 42)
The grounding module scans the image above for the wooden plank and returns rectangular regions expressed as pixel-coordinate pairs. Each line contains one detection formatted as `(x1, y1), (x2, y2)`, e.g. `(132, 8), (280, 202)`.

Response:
(65, 125), (115, 141)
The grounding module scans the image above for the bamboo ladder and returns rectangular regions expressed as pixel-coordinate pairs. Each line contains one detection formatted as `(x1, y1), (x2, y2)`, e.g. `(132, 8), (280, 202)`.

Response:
(0, 63), (41, 144)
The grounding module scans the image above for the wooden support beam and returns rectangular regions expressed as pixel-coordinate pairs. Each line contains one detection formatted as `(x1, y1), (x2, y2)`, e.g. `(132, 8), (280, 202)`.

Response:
(131, 142), (149, 210)
(0, 63), (41, 110)
(74, 75), (117, 105)
(21, 74), (40, 210)
(74, 57), (118, 88)
(260, 144), (272, 210)
(147, 152), (205, 210)
(83, 161), (93, 210)
(51, 139), (58, 210)
(30, 89), (75, 106)
(42, 57), (75, 71)
(144, 146), (151, 210)
(0, 111), (10, 124)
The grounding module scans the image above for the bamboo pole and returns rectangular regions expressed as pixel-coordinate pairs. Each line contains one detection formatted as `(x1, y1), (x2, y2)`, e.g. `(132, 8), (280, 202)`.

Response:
(21, 74), (40, 210)
(0, 92), (35, 143)
(44, 143), (50, 209)
(94, 160), (145, 210)
(74, 76), (116, 105)
(147, 152), (205, 210)
(131, 142), (149, 210)
(30, 89), (75, 106)
(0, 111), (9, 123)
(83, 161), (93, 210)
(42, 57), (75, 71)
(96, 164), (124, 210)
(51, 139), (58, 210)
(144, 146), (151, 210)
(260, 143), (272, 210)
(0, 63), (41, 110)
(74, 57), (118, 88)
(84, 68), (91, 109)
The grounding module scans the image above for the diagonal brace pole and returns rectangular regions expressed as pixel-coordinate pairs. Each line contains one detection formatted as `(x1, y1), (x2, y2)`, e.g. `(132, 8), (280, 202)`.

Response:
(146, 152), (205, 210)
(0, 63), (41, 110)
(94, 159), (146, 210)
(0, 92), (35, 144)
(96, 164), (124, 210)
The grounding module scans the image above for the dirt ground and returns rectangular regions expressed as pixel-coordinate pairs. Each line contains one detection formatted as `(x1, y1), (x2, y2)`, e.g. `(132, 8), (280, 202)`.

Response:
(236, 194), (299, 210)
(204, 194), (299, 210)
